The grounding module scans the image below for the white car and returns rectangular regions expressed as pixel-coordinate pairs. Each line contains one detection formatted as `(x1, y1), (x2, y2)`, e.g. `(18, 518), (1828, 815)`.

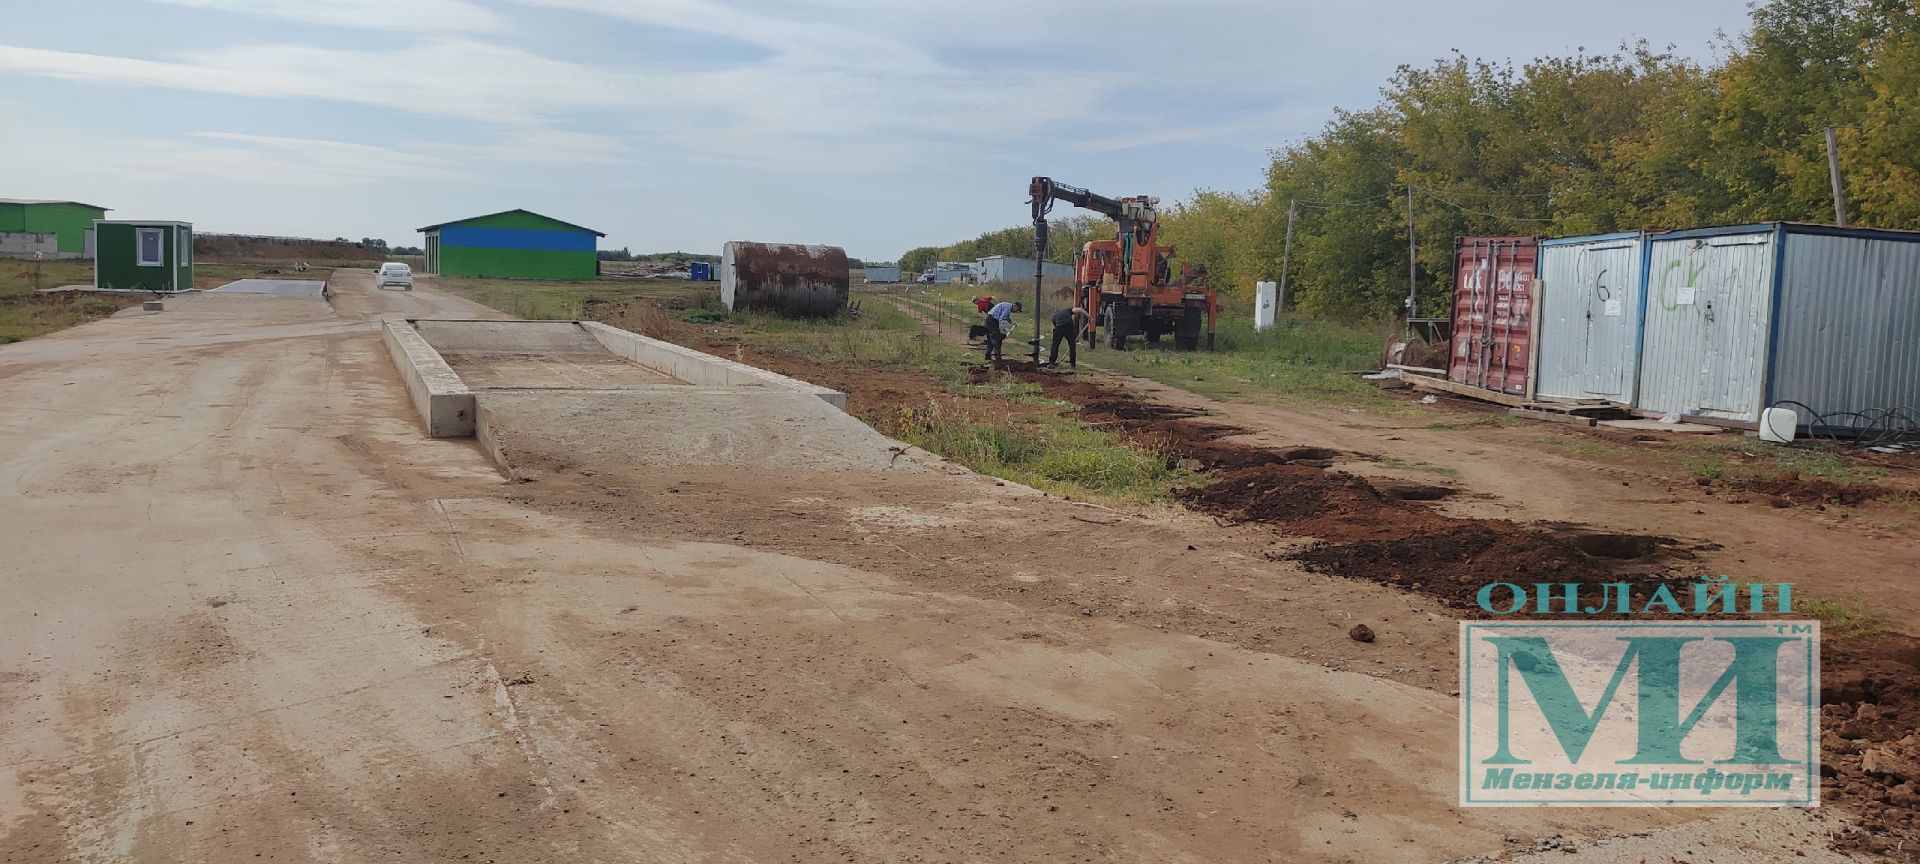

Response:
(376, 262), (414, 290)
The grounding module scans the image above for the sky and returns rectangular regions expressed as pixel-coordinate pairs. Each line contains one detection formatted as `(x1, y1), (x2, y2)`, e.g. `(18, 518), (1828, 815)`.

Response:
(0, 0), (1752, 262)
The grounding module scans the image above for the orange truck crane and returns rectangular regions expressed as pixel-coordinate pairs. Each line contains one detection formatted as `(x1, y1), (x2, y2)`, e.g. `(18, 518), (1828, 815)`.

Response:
(1027, 176), (1216, 352)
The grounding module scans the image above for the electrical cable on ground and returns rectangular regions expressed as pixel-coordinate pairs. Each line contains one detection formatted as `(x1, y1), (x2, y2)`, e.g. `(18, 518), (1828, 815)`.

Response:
(1767, 399), (1919, 448)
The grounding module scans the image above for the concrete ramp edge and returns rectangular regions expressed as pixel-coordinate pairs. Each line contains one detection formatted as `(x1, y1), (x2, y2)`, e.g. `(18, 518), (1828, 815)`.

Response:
(381, 318), (476, 437)
(580, 320), (847, 411)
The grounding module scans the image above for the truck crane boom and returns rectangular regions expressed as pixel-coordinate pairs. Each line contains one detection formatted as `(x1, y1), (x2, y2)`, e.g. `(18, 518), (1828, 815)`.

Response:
(1024, 176), (1214, 354)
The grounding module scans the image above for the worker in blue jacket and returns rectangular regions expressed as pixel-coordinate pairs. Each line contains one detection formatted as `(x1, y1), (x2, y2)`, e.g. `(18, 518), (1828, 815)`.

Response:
(984, 300), (1022, 361)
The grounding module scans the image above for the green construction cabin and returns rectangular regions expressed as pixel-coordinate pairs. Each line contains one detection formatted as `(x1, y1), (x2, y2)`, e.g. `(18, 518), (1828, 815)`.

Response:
(94, 221), (194, 293)
(0, 198), (110, 257)
(417, 209), (604, 281)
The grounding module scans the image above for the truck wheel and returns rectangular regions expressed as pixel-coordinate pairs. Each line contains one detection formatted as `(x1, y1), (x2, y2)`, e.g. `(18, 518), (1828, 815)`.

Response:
(1175, 307), (1203, 351)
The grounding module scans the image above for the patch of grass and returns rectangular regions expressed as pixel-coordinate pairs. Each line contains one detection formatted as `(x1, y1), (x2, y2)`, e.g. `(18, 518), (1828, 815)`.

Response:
(1681, 439), (1892, 485)
(877, 398), (1187, 501)
(1544, 436), (1618, 458)
(1425, 417), (1504, 431)
(1685, 458), (1726, 480)
(0, 259), (142, 342)
(1375, 455), (1463, 479)
(434, 276), (713, 321)
(1801, 597), (1883, 637)
(955, 373), (1060, 407)
(1089, 316), (1410, 413)
(887, 288), (1415, 416)
(0, 259), (93, 297)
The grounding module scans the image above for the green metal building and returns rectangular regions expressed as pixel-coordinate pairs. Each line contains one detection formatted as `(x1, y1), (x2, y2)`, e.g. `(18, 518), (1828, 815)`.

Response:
(417, 209), (604, 280)
(94, 221), (193, 293)
(0, 198), (110, 257)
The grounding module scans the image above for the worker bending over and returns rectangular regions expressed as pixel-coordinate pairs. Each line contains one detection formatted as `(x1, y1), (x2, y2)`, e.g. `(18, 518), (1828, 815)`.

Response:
(984, 300), (1022, 362)
(1048, 306), (1089, 368)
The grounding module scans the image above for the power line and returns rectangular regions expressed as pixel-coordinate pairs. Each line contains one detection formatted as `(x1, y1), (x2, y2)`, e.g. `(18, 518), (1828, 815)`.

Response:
(1292, 192), (1396, 209)
(1412, 184), (1560, 223)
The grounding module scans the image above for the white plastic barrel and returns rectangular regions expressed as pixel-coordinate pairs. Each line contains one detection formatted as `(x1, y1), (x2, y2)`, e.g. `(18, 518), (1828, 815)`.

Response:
(1758, 406), (1798, 443)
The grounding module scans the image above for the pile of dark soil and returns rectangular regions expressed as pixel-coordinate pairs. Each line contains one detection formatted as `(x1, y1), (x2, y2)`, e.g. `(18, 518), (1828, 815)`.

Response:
(1288, 523), (1687, 608)
(1735, 471), (1887, 507)
(1174, 464), (1458, 542)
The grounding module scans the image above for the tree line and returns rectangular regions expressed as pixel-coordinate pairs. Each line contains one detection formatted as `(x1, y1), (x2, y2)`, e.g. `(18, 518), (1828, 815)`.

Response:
(897, 216), (1111, 276)
(902, 0), (1920, 319)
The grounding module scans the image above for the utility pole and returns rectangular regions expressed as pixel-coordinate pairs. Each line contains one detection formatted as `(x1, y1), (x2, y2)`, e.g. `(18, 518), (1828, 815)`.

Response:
(1405, 184), (1418, 324)
(1824, 127), (1849, 227)
(1277, 199), (1296, 321)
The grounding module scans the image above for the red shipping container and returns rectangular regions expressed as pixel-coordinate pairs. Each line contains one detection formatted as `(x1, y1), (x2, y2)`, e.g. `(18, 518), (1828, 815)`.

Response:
(1449, 236), (1538, 396)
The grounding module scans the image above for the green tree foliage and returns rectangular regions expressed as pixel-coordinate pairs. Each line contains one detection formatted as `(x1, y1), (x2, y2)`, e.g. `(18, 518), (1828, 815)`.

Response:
(900, 0), (1917, 319)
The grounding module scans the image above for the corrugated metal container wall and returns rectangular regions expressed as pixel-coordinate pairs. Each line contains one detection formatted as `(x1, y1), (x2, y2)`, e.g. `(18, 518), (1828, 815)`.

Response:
(1448, 237), (1538, 396)
(1769, 228), (1920, 426)
(1639, 227), (1777, 422)
(864, 265), (901, 283)
(1536, 233), (1647, 403)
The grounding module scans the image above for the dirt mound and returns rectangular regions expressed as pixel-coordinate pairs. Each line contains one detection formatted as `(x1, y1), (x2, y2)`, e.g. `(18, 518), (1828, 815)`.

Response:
(1736, 471), (1886, 507)
(1174, 464), (1452, 541)
(1822, 632), (1920, 858)
(1288, 523), (1685, 606)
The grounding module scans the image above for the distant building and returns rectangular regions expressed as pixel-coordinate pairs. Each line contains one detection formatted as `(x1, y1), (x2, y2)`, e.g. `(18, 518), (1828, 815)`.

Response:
(864, 264), (901, 283)
(929, 262), (974, 283)
(417, 209), (604, 281)
(0, 198), (110, 258)
(975, 254), (1073, 285)
(94, 220), (193, 293)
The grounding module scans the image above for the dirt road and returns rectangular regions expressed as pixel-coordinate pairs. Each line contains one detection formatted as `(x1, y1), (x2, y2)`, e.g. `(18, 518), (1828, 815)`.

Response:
(0, 273), (1868, 862)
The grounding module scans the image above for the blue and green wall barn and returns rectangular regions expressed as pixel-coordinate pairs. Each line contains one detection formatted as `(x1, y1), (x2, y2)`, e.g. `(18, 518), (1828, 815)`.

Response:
(417, 209), (604, 281)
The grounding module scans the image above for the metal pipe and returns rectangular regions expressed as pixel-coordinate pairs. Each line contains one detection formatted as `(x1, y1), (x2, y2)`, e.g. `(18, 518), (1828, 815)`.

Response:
(1032, 216), (1048, 363)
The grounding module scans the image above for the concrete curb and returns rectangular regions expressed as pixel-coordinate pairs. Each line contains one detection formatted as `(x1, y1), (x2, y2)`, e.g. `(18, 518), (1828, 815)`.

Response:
(579, 320), (847, 411)
(381, 317), (475, 437)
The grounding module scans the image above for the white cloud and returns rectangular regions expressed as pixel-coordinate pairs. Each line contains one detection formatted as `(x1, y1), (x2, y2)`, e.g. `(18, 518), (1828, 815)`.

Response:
(124, 132), (467, 187)
(142, 0), (508, 32)
(432, 128), (628, 165)
(0, 40), (630, 123)
(507, 0), (939, 72)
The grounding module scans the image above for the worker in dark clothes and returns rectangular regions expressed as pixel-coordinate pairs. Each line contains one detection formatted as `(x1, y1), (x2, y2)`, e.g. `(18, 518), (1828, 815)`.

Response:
(1047, 306), (1090, 368)
(984, 300), (1021, 361)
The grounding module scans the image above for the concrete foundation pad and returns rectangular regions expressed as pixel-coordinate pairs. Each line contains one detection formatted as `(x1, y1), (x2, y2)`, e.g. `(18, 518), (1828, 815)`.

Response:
(582, 320), (845, 410)
(211, 279), (328, 296)
(414, 319), (606, 355)
(477, 388), (918, 478)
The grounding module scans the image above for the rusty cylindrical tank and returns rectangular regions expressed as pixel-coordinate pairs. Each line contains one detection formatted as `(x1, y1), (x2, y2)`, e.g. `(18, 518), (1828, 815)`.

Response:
(720, 242), (850, 317)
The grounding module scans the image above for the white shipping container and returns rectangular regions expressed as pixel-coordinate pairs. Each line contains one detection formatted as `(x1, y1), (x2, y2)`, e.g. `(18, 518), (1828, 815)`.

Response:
(1636, 223), (1920, 429)
(1536, 232), (1648, 404)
